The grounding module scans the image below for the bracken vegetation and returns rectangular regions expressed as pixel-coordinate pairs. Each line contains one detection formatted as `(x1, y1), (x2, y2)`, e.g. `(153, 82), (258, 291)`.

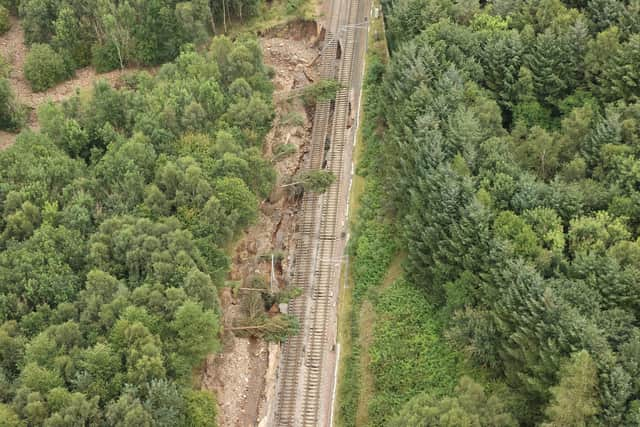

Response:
(341, 0), (640, 425)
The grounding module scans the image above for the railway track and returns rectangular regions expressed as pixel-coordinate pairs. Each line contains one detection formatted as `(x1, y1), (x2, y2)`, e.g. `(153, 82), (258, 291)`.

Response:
(274, 0), (363, 422)
(274, 34), (338, 426)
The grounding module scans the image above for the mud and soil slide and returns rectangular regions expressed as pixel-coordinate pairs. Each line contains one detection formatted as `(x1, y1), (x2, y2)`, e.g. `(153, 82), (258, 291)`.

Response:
(200, 20), (321, 427)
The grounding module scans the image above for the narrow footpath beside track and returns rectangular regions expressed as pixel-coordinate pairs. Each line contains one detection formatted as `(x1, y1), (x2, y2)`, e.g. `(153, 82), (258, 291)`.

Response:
(272, 0), (370, 424)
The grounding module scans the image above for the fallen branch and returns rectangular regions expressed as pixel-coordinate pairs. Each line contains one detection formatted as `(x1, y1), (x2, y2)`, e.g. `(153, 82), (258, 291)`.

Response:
(228, 324), (268, 331)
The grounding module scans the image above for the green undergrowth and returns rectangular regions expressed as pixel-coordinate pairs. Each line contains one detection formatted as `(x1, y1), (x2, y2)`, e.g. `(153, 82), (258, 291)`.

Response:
(336, 6), (472, 426)
(336, 24), (395, 425)
(367, 279), (464, 425)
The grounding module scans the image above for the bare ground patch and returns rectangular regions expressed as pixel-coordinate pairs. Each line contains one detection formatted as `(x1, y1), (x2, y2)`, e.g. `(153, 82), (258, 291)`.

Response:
(0, 130), (17, 149)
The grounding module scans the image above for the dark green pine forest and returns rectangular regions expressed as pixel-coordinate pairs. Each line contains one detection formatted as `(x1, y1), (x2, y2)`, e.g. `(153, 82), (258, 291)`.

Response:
(0, 35), (274, 424)
(342, 0), (640, 425)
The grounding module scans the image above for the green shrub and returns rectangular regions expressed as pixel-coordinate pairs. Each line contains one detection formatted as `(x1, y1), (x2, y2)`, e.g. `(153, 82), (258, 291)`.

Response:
(244, 274), (267, 289)
(0, 78), (26, 131)
(0, 0), (17, 14)
(273, 143), (297, 160)
(281, 111), (305, 126)
(91, 42), (121, 73)
(23, 44), (70, 92)
(185, 390), (218, 427)
(0, 6), (10, 34)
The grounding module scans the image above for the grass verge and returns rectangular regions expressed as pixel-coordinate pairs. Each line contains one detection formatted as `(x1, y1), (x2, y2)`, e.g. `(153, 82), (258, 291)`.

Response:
(336, 6), (396, 424)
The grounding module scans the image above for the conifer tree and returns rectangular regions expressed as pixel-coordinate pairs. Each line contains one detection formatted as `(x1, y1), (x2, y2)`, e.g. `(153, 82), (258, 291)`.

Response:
(543, 350), (600, 427)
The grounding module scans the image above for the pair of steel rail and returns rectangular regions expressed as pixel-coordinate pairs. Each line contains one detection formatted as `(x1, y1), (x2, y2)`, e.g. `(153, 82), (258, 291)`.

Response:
(274, 0), (360, 423)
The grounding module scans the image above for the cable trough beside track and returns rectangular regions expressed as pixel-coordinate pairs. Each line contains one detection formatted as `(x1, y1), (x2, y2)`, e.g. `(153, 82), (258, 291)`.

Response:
(273, 0), (366, 423)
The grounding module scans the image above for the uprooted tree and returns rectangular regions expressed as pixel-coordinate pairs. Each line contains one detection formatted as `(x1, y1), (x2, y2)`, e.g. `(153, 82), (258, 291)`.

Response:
(302, 79), (342, 105)
(231, 276), (301, 342)
(282, 170), (336, 197)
